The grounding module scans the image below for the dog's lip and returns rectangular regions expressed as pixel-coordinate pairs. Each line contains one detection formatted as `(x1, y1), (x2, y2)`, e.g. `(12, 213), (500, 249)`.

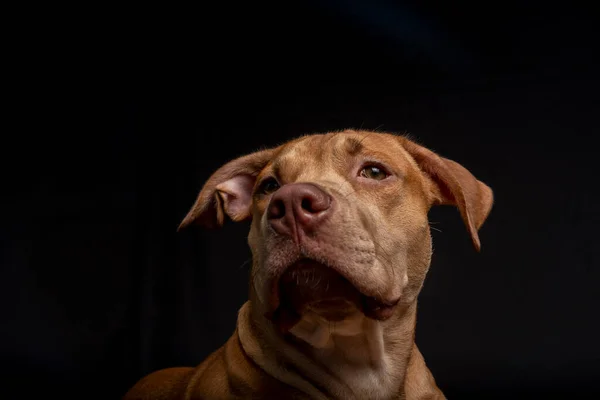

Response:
(267, 257), (401, 323)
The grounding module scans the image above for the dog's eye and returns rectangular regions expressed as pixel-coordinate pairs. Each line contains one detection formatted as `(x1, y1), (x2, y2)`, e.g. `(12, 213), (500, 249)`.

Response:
(360, 165), (389, 180)
(257, 177), (280, 195)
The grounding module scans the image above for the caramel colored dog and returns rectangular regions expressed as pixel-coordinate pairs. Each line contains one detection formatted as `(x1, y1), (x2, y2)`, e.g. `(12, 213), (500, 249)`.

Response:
(125, 130), (493, 399)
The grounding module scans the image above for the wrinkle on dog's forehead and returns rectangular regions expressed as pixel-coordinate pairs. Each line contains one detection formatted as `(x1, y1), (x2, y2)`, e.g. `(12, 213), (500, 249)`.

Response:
(272, 134), (339, 183)
(272, 131), (418, 182)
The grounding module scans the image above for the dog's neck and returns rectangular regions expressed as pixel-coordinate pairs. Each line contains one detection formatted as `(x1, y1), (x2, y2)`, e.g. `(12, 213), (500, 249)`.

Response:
(238, 300), (417, 399)
(289, 310), (385, 365)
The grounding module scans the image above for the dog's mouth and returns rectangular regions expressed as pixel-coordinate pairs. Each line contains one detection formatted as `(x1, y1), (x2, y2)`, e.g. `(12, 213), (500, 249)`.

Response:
(266, 258), (399, 333)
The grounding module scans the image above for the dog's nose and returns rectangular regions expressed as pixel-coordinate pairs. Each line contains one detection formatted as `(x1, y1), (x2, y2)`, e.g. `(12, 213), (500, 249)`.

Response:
(267, 183), (332, 238)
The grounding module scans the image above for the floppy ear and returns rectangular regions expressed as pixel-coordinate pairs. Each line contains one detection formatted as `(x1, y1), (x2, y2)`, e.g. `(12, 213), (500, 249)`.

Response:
(401, 137), (494, 251)
(178, 147), (278, 230)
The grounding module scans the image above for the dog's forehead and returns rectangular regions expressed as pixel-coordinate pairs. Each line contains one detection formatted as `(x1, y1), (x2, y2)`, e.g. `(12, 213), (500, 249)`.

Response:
(272, 131), (414, 173)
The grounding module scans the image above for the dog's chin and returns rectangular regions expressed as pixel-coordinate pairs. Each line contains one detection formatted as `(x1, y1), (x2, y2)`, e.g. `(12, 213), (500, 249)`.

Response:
(267, 258), (398, 333)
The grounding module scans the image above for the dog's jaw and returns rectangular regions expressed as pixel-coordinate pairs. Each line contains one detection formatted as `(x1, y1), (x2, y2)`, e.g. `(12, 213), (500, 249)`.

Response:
(252, 199), (408, 329)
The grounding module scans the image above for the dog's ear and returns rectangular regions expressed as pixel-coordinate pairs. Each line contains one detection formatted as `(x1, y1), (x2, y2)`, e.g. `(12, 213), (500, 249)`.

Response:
(178, 147), (278, 230)
(401, 138), (493, 251)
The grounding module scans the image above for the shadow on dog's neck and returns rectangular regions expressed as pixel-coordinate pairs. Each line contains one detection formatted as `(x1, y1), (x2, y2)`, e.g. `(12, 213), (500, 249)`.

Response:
(238, 290), (418, 399)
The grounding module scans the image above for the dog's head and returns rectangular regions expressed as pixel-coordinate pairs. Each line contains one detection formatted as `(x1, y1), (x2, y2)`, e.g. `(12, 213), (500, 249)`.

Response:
(180, 130), (493, 331)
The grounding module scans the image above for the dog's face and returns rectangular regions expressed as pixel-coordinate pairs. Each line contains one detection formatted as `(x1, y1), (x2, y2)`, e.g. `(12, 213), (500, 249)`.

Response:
(180, 130), (492, 331)
(247, 133), (437, 327)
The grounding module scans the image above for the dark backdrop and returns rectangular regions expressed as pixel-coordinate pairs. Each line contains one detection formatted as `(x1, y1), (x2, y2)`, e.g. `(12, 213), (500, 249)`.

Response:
(2, 1), (599, 399)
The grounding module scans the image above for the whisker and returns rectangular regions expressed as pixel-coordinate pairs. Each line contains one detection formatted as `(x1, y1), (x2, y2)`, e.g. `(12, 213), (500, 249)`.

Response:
(238, 258), (252, 270)
(357, 130), (373, 146)
(429, 221), (443, 233)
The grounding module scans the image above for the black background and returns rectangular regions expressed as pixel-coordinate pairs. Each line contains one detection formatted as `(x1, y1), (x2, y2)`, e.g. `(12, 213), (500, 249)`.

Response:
(2, 1), (599, 398)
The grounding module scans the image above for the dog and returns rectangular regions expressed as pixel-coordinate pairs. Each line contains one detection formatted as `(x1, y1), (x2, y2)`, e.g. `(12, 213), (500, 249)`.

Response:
(124, 130), (493, 399)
